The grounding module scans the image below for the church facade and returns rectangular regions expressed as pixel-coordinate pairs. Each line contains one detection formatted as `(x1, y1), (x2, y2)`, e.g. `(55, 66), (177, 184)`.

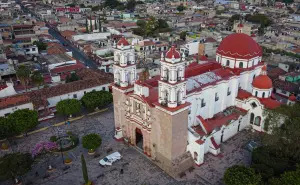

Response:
(112, 34), (282, 176)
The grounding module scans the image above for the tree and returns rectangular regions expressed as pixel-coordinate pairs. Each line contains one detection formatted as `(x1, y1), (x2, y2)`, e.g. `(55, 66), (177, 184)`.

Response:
(145, 17), (158, 36)
(180, 31), (187, 40)
(81, 90), (113, 110)
(269, 166), (300, 185)
(157, 19), (169, 29)
(0, 117), (13, 140)
(56, 99), (81, 117)
(223, 165), (261, 185)
(82, 133), (102, 152)
(31, 70), (44, 89)
(0, 153), (33, 182)
(104, 0), (121, 9)
(126, 0), (136, 11)
(229, 14), (241, 24)
(66, 73), (80, 83)
(136, 19), (146, 27)
(8, 109), (38, 134)
(177, 5), (186, 12)
(33, 41), (47, 50)
(81, 154), (91, 185)
(16, 65), (30, 92)
(85, 18), (89, 33)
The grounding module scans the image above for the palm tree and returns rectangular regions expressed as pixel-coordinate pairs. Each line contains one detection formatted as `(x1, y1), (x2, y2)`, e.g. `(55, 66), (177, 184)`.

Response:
(16, 65), (30, 92)
(31, 71), (44, 89)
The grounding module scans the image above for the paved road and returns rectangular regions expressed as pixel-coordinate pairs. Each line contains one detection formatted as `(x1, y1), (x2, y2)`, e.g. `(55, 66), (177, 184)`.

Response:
(47, 27), (99, 69)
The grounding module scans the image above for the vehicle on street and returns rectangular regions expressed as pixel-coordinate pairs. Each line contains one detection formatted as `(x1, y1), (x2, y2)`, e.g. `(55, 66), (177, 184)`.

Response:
(99, 152), (122, 166)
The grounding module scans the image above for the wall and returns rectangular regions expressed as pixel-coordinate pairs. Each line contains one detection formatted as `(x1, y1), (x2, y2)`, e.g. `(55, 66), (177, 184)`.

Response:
(47, 84), (109, 108)
(0, 102), (34, 117)
(72, 32), (111, 41)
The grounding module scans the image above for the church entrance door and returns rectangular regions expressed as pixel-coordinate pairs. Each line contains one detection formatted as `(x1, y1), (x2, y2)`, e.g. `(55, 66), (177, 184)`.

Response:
(135, 128), (143, 150)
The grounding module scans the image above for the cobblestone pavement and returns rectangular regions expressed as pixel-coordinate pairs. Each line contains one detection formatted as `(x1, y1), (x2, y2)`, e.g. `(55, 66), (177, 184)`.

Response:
(0, 110), (256, 185)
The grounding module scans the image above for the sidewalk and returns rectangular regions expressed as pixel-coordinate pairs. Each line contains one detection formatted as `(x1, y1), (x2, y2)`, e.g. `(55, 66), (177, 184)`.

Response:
(16, 108), (109, 138)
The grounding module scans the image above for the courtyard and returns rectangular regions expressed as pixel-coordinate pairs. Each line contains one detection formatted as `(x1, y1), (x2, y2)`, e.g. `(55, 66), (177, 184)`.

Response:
(0, 109), (256, 185)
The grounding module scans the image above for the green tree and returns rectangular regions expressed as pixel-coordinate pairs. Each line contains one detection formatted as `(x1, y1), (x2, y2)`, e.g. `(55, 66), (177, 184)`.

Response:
(229, 14), (241, 24)
(157, 19), (169, 29)
(16, 65), (31, 92)
(8, 109), (38, 134)
(85, 18), (89, 33)
(136, 19), (146, 27)
(33, 41), (47, 50)
(0, 153), (33, 182)
(126, 0), (136, 11)
(223, 165), (261, 185)
(0, 117), (13, 140)
(180, 31), (187, 40)
(82, 133), (102, 152)
(31, 70), (44, 89)
(66, 73), (80, 83)
(81, 90), (113, 110)
(81, 154), (91, 185)
(56, 99), (81, 117)
(177, 5), (186, 12)
(145, 17), (158, 36)
(104, 0), (121, 9)
(269, 166), (300, 185)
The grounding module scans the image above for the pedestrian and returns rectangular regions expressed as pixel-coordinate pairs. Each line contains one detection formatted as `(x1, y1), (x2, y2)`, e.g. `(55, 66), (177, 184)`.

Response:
(120, 169), (123, 174)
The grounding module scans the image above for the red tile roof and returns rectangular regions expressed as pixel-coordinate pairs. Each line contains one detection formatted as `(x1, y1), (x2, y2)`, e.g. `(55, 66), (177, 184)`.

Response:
(50, 63), (85, 74)
(0, 94), (31, 110)
(165, 46), (181, 59)
(185, 61), (222, 78)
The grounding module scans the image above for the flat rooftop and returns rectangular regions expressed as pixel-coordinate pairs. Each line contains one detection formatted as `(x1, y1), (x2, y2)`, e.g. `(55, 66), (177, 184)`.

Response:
(42, 54), (74, 64)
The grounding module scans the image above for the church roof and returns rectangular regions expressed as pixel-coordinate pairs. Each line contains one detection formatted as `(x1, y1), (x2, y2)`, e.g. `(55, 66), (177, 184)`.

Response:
(217, 33), (262, 59)
(252, 65), (273, 89)
(165, 46), (181, 59)
(117, 37), (130, 46)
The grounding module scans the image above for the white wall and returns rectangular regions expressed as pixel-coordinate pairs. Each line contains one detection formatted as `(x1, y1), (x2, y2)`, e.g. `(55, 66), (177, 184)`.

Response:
(72, 32), (111, 41)
(47, 84), (110, 108)
(0, 85), (17, 98)
(0, 103), (34, 117)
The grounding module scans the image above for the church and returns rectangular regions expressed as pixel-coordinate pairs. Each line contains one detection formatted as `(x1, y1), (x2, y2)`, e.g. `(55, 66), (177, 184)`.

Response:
(111, 33), (287, 176)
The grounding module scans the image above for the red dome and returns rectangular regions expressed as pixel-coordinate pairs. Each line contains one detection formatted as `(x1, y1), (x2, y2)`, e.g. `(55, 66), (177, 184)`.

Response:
(117, 37), (130, 46)
(238, 23), (244, 27)
(289, 94), (296, 101)
(217, 33), (262, 59)
(252, 75), (272, 89)
(165, 46), (181, 59)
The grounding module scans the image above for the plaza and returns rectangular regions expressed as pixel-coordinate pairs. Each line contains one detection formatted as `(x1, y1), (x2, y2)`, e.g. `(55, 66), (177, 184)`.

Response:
(0, 109), (256, 185)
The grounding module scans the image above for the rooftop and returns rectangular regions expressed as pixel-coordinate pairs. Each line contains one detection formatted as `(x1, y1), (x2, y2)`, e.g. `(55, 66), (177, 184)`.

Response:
(0, 94), (31, 110)
(42, 53), (74, 64)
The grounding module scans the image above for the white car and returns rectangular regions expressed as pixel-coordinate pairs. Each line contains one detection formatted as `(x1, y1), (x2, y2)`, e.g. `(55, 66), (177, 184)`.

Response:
(99, 152), (122, 166)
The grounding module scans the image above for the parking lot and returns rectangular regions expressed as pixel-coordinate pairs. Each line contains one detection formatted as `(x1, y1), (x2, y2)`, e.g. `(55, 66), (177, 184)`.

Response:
(0, 110), (256, 185)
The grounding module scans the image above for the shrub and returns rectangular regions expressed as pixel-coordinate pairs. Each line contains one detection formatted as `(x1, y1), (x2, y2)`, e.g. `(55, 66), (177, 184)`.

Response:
(82, 133), (102, 151)
(50, 136), (58, 142)
(224, 165), (261, 185)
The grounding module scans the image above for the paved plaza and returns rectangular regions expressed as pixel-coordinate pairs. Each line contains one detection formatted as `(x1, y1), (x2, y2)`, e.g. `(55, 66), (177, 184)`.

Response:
(0, 109), (256, 185)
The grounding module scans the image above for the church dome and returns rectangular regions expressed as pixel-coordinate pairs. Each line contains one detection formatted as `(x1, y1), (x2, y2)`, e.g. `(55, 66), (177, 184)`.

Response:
(165, 46), (181, 59)
(252, 66), (272, 89)
(117, 37), (130, 46)
(217, 33), (262, 60)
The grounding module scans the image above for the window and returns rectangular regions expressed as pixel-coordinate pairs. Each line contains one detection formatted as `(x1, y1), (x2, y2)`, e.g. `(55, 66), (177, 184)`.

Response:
(194, 152), (198, 161)
(32, 48), (36, 51)
(254, 116), (261, 126)
(201, 99), (206, 107)
(262, 92), (265, 98)
(217, 57), (220, 62)
(250, 113), (254, 124)
(239, 62), (243, 68)
(251, 102), (257, 108)
(4, 113), (10, 117)
(226, 60), (230, 66)
(227, 87), (231, 96)
(255, 91), (258, 97)
(84, 91), (86, 94)
(215, 93), (219, 101)
(102, 87), (106, 91)
(73, 94), (77, 98)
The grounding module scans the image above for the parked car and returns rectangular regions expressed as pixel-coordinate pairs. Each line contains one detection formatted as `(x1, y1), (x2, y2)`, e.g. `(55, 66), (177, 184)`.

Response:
(99, 152), (122, 166)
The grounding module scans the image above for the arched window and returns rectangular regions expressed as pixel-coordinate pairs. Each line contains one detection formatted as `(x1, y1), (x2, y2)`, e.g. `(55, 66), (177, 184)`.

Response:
(262, 92), (265, 98)
(194, 152), (198, 161)
(239, 62), (243, 68)
(254, 116), (261, 126)
(255, 91), (258, 97)
(226, 60), (230, 66)
(217, 57), (220, 63)
(250, 113), (254, 124)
